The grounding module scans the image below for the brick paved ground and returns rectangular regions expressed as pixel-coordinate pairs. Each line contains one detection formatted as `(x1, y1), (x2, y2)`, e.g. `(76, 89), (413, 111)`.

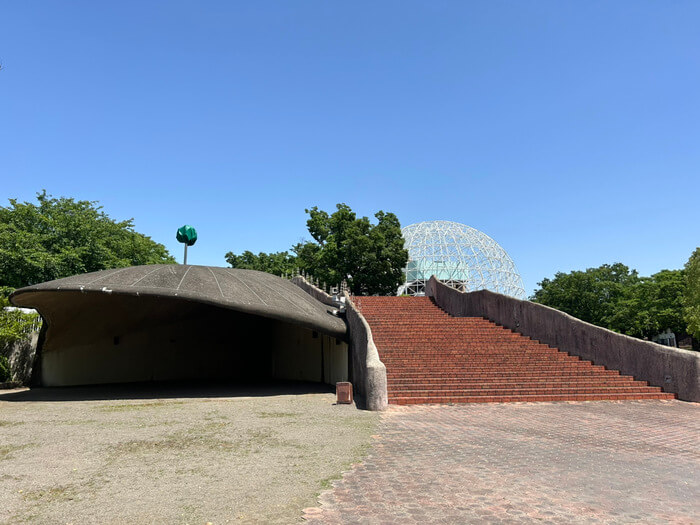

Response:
(303, 400), (699, 524)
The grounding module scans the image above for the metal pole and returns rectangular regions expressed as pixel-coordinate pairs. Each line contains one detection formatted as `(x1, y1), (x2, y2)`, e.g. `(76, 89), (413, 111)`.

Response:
(184, 244), (188, 265)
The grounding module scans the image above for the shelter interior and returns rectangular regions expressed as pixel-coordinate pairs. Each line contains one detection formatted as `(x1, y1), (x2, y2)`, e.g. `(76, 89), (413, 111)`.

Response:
(32, 292), (348, 388)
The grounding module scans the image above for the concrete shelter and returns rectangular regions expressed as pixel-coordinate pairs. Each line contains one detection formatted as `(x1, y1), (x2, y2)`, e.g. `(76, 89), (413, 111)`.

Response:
(10, 265), (348, 387)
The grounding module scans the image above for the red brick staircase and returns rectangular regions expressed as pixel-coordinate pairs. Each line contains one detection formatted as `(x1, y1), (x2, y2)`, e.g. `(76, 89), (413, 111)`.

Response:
(353, 296), (676, 405)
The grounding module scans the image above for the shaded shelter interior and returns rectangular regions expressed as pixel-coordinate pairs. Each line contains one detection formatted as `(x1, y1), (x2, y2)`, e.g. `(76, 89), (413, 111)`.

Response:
(26, 291), (348, 387)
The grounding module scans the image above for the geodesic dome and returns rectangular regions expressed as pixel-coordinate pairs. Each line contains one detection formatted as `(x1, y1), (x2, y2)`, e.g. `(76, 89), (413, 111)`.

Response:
(398, 221), (526, 299)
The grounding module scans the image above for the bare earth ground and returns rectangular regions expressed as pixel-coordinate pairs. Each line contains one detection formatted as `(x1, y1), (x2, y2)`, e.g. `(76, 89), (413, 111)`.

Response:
(0, 382), (378, 525)
(304, 400), (700, 524)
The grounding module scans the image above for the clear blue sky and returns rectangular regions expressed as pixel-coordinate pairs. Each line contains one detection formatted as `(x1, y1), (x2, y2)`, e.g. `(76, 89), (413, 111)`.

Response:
(1, 2), (698, 295)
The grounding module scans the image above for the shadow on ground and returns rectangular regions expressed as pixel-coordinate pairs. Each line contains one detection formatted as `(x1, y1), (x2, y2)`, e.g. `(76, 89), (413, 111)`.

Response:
(0, 379), (335, 402)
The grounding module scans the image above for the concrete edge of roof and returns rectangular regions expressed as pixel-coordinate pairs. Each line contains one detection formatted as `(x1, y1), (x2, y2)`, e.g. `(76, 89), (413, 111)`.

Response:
(11, 283), (348, 340)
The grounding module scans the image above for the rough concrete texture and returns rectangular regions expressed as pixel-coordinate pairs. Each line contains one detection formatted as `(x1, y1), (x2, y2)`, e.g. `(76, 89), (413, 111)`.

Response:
(1, 332), (39, 384)
(343, 293), (388, 411)
(426, 277), (700, 402)
(11, 265), (347, 339)
(0, 383), (378, 524)
(304, 401), (700, 524)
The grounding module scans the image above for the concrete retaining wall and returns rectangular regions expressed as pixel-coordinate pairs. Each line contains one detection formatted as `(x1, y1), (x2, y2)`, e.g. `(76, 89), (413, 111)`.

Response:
(426, 277), (700, 402)
(343, 292), (388, 411)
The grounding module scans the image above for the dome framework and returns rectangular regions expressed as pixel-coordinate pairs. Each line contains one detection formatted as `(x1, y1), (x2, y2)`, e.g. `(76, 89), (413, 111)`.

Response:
(398, 221), (526, 299)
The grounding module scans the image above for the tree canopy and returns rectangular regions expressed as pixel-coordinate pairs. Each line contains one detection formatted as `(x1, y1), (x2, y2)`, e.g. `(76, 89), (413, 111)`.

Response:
(531, 262), (689, 341)
(0, 191), (175, 290)
(225, 203), (408, 296)
(224, 250), (297, 277)
(684, 247), (700, 339)
(531, 263), (639, 328)
(609, 269), (686, 339)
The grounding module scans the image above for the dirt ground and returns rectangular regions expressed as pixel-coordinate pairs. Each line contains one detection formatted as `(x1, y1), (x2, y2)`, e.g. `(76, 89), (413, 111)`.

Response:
(0, 382), (378, 524)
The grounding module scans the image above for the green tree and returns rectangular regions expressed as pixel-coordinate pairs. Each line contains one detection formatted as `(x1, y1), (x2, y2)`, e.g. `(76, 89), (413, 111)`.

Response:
(684, 247), (700, 339)
(533, 263), (690, 342)
(296, 204), (408, 295)
(609, 269), (686, 339)
(225, 203), (408, 296)
(0, 191), (175, 289)
(531, 263), (639, 327)
(224, 250), (297, 277)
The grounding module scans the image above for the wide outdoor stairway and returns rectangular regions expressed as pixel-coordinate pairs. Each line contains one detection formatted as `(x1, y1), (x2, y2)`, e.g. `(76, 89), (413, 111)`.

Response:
(353, 296), (676, 405)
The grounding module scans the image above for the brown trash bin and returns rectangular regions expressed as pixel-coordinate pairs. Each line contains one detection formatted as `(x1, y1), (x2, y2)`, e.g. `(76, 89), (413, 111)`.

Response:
(336, 382), (353, 404)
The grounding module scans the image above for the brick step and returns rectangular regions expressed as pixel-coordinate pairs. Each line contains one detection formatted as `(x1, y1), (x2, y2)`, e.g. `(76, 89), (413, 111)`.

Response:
(388, 381), (652, 392)
(390, 383), (661, 390)
(380, 349), (572, 355)
(387, 377), (644, 386)
(375, 340), (539, 345)
(372, 331), (537, 335)
(389, 392), (676, 405)
(379, 351), (563, 357)
(377, 348), (565, 355)
(387, 385), (666, 396)
(385, 364), (608, 373)
(381, 357), (584, 365)
(381, 359), (583, 366)
(387, 367), (608, 379)
(354, 296), (672, 405)
(372, 333), (544, 339)
(386, 370), (622, 379)
(379, 347), (572, 354)
(365, 320), (504, 325)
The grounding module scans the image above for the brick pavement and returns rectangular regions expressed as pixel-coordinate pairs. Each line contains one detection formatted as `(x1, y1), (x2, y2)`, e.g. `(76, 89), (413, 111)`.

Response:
(303, 400), (699, 524)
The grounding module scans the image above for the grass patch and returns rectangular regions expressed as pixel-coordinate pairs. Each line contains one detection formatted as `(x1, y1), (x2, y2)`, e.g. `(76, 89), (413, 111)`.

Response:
(258, 411), (298, 419)
(62, 419), (99, 426)
(22, 485), (78, 503)
(313, 421), (378, 498)
(107, 424), (282, 458)
(99, 400), (185, 412)
(0, 444), (32, 461)
(0, 420), (23, 427)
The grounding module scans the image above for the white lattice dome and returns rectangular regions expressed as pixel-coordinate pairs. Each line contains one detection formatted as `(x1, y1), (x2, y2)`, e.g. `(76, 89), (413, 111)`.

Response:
(398, 220), (525, 299)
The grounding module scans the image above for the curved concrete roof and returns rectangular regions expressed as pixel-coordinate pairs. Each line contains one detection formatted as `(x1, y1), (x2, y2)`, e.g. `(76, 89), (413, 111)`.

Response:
(11, 265), (347, 338)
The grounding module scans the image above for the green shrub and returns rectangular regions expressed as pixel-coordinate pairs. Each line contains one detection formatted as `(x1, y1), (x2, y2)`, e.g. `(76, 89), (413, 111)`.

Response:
(0, 307), (41, 350)
(0, 355), (9, 382)
(0, 288), (40, 382)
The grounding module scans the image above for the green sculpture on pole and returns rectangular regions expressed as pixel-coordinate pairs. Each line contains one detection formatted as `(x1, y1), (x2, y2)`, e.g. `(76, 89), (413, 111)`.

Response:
(176, 225), (197, 264)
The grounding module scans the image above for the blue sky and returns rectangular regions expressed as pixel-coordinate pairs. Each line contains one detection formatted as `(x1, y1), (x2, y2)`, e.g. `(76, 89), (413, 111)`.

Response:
(1, 1), (698, 295)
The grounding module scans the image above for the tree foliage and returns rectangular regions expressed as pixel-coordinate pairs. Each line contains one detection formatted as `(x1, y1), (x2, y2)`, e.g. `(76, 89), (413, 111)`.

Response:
(532, 263), (689, 340)
(0, 191), (175, 289)
(684, 247), (700, 339)
(609, 269), (686, 339)
(531, 263), (639, 328)
(0, 297), (41, 382)
(226, 203), (408, 296)
(0, 305), (41, 350)
(224, 250), (297, 277)
(296, 205), (408, 296)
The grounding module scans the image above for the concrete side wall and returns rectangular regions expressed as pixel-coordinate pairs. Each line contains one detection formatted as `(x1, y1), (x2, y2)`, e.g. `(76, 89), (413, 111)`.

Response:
(36, 292), (348, 387)
(271, 323), (348, 385)
(343, 292), (388, 411)
(426, 277), (700, 402)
